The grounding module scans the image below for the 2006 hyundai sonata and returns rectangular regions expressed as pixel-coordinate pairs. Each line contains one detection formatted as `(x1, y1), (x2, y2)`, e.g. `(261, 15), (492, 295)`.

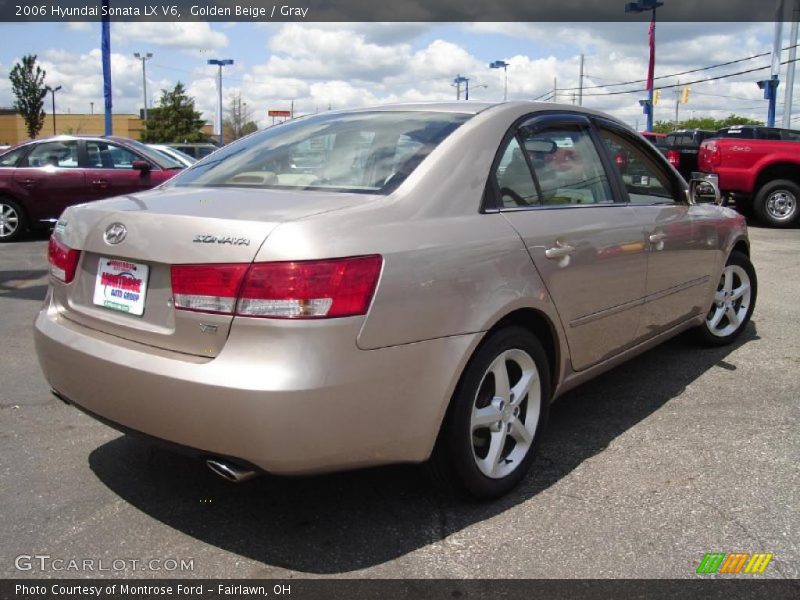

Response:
(34, 102), (756, 498)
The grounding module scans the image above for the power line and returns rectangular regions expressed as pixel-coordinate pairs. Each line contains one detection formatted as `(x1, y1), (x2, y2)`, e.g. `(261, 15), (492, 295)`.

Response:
(580, 57), (800, 97)
(559, 43), (800, 93)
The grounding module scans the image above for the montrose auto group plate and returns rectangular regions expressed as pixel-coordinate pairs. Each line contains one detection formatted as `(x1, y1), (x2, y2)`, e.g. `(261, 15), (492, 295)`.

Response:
(92, 257), (149, 316)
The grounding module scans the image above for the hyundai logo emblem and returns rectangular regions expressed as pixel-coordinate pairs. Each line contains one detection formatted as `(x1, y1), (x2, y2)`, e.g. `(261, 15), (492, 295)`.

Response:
(104, 223), (127, 245)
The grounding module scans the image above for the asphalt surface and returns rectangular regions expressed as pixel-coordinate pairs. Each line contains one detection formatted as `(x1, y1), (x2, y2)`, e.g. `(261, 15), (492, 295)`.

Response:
(0, 224), (798, 580)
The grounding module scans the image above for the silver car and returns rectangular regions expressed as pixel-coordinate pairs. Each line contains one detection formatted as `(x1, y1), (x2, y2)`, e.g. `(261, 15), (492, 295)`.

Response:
(34, 102), (756, 498)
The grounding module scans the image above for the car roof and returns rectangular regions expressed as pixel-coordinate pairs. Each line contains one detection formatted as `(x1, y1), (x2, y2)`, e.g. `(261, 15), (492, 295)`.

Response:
(16, 134), (139, 145)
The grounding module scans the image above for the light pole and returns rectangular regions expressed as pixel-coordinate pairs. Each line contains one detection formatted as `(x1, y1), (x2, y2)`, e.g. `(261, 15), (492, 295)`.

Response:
(46, 85), (62, 135)
(133, 52), (153, 121)
(453, 74), (468, 100)
(489, 60), (509, 101)
(90, 101), (94, 115)
(625, 0), (664, 133)
(208, 59), (234, 145)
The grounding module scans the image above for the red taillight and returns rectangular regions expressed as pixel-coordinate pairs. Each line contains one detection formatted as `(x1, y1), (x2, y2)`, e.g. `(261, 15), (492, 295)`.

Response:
(700, 142), (721, 170)
(170, 255), (383, 319)
(238, 255), (383, 319)
(667, 149), (680, 167)
(48, 236), (80, 283)
(171, 263), (249, 314)
(614, 152), (628, 169)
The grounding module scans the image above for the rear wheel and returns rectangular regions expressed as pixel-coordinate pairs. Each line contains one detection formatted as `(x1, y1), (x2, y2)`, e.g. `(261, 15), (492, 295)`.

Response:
(754, 179), (800, 227)
(0, 197), (27, 243)
(431, 326), (551, 499)
(694, 251), (756, 346)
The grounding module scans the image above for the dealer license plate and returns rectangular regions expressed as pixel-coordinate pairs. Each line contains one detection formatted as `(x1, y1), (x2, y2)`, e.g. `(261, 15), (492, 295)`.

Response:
(92, 257), (149, 316)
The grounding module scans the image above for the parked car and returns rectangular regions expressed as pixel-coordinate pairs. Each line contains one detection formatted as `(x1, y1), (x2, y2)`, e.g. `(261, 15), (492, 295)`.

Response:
(34, 102), (755, 499)
(696, 132), (800, 226)
(0, 136), (184, 242)
(148, 144), (197, 168)
(166, 143), (218, 160)
(665, 129), (716, 180)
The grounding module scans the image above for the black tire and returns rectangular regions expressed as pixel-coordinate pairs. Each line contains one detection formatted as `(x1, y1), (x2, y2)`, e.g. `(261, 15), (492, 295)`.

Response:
(430, 326), (551, 499)
(753, 179), (800, 227)
(0, 196), (27, 242)
(694, 251), (757, 346)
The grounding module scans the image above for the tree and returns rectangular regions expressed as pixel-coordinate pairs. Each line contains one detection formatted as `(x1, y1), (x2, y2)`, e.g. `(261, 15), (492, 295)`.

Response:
(9, 54), (47, 139)
(222, 92), (258, 143)
(653, 114), (763, 134)
(140, 82), (209, 143)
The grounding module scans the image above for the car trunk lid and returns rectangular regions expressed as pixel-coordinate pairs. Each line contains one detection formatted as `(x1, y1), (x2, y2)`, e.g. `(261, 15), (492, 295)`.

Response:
(52, 186), (368, 357)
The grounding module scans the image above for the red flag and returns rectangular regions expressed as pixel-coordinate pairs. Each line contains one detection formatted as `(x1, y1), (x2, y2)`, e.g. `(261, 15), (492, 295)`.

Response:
(646, 16), (656, 92)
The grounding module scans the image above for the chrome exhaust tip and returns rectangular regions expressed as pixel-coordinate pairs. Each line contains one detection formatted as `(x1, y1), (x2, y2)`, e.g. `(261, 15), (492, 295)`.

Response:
(206, 458), (258, 483)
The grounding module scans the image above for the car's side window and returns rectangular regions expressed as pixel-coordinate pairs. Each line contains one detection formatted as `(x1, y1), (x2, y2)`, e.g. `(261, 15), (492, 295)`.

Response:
(0, 147), (27, 167)
(494, 136), (540, 208)
(522, 126), (614, 206)
(86, 141), (141, 169)
(25, 141), (80, 168)
(598, 128), (676, 205)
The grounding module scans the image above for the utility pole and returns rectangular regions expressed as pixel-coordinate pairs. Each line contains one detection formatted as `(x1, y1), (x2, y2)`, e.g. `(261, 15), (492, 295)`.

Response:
(133, 52), (153, 121)
(674, 88), (680, 127)
(208, 59), (234, 145)
(783, 0), (799, 128)
(453, 74), (468, 100)
(46, 85), (62, 135)
(90, 101), (94, 115)
(578, 54), (585, 106)
(553, 77), (557, 102)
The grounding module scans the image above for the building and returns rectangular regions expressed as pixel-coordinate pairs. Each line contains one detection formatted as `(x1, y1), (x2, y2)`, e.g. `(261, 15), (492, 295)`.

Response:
(0, 109), (213, 146)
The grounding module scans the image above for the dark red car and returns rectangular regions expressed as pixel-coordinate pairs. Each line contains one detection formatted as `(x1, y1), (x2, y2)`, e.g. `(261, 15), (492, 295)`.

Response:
(0, 135), (184, 242)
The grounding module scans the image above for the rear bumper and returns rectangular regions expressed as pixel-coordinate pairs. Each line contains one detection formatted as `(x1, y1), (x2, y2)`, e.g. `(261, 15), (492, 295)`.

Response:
(34, 293), (479, 475)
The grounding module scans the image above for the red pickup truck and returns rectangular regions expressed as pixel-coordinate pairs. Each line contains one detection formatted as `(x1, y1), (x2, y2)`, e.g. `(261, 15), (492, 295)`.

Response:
(696, 131), (800, 227)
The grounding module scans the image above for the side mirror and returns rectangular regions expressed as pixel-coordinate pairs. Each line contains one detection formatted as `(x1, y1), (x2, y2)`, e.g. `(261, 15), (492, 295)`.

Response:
(689, 178), (722, 205)
(132, 159), (152, 172)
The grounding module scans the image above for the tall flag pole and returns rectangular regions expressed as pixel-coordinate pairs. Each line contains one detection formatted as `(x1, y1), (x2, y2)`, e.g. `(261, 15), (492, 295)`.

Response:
(102, 0), (112, 135)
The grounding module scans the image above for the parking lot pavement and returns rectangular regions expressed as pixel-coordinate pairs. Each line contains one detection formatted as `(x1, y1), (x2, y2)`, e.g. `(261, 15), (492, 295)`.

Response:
(1, 224), (798, 580)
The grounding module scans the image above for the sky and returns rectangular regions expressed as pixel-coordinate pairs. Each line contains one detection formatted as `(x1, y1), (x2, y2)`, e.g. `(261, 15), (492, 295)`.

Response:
(0, 21), (797, 131)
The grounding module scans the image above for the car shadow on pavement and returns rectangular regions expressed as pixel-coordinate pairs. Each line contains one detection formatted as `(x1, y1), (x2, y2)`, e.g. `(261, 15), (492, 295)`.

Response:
(0, 269), (48, 301)
(88, 323), (758, 575)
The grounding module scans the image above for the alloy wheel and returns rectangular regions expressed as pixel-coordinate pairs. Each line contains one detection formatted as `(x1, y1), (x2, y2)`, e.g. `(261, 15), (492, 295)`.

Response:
(706, 264), (752, 338)
(0, 203), (19, 239)
(470, 348), (541, 479)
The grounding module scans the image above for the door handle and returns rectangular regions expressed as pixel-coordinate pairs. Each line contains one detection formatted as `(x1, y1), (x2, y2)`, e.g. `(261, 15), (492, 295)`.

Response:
(545, 243), (576, 259)
(91, 180), (109, 188)
(649, 232), (667, 243)
(20, 178), (38, 187)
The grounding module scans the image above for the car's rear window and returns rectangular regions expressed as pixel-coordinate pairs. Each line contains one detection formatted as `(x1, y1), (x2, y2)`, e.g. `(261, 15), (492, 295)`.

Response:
(168, 111), (471, 194)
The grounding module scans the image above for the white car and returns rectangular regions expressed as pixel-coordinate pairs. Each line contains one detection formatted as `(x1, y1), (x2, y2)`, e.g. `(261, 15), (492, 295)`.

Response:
(148, 144), (197, 168)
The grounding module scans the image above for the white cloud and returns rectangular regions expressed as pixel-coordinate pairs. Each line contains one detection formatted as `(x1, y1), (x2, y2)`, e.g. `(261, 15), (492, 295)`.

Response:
(112, 22), (229, 53)
(3, 21), (796, 133)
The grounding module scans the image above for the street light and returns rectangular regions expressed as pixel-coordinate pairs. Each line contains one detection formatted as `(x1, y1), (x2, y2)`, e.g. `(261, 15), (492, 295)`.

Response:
(453, 75), (469, 100)
(489, 60), (509, 101)
(625, 0), (664, 133)
(133, 52), (153, 121)
(208, 58), (234, 145)
(46, 85), (62, 135)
